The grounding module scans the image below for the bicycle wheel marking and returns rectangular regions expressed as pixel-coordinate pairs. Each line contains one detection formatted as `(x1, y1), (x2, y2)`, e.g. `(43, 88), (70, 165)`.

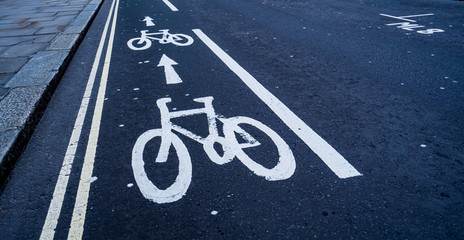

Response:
(223, 116), (296, 181)
(132, 129), (192, 204)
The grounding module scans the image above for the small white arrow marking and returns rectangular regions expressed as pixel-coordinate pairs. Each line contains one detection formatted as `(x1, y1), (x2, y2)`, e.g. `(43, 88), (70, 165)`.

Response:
(143, 16), (155, 27)
(158, 54), (182, 84)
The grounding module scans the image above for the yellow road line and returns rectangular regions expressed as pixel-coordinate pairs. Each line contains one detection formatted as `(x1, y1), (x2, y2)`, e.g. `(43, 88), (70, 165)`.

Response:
(67, 0), (120, 238)
(39, 0), (116, 239)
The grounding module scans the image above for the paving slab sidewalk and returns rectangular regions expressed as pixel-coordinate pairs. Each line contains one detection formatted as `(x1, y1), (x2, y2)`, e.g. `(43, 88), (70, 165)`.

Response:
(0, 0), (104, 186)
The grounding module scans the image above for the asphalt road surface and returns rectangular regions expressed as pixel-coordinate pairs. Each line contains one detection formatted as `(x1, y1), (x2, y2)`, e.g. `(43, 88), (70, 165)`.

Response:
(1, 0), (463, 239)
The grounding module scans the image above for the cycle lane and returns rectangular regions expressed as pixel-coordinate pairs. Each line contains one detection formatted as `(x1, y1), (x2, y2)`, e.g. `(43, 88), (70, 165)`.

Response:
(0, 0), (461, 238)
(71, 0), (366, 238)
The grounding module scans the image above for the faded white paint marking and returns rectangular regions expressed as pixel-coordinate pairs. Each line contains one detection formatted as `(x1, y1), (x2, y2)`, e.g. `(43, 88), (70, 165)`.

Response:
(68, 0), (120, 238)
(417, 29), (444, 34)
(158, 54), (183, 84)
(162, 0), (178, 11)
(399, 13), (435, 19)
(193, 29), (362, 179)
(380, 13), (434, 22)
(380, 13), (416, 22)
(380, 13), (444, 35)
(89, 176), (98, 183)
(387, 22), (424, 31)
(39, 0), (116, 239)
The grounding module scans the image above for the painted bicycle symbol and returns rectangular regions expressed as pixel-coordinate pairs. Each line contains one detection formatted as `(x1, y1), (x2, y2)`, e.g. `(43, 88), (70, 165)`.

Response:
(132, 96), (296, 203)
(127, 29), (194, 50)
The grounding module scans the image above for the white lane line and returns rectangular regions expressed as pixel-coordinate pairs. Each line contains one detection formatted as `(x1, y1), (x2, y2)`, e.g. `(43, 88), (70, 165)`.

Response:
(162, 0), (178, 11)
(67, 0), (119, 238)
(39, 0), (116, 239)
(192, 29), (362, 179)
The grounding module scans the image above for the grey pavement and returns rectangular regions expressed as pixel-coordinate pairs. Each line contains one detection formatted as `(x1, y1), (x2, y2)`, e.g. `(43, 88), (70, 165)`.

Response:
(0, 0), (103, 185)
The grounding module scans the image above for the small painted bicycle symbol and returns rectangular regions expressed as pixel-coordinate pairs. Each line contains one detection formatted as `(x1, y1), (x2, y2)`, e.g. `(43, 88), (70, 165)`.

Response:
(132, 96), (296, 203)
(127, 29), (194, 50)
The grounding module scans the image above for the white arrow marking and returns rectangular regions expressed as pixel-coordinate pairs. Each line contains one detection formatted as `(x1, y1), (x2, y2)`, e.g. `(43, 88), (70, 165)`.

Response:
(158, 54), (182, 84)
(143, 16), (155, 27)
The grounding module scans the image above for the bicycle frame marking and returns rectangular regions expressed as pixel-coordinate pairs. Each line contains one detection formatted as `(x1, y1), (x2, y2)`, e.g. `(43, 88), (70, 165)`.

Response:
(132, 96), (296, 203)
(156, 97), (228, 162)
(156, 97), (261, 151)
(127, 29), (194, 50)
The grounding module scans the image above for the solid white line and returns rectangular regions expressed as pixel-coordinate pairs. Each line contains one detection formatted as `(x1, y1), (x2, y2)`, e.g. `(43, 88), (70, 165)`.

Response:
(39, 0), (116, 239)
(192, 29), (362, 179)
(67, 0), (119, 238)
(162, 0), (178, 11)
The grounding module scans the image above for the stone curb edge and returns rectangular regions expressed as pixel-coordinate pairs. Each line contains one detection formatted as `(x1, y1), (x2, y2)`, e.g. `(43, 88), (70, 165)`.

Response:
(0, 0), (104, 188)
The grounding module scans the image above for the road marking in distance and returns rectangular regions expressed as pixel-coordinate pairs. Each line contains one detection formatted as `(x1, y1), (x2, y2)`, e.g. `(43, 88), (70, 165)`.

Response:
(380, 13), (417, 23)
(380, 13), (443, 35)
(379, 13), (434, 22)
(39, 0), (117, 239)
(162, 0), (178, 12)
(67, 0), (120, 238)
(192, 29), (362, 179)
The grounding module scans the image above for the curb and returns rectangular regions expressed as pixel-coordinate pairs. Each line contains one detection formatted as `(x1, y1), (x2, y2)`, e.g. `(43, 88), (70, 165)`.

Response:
(0, 0), (104, 188)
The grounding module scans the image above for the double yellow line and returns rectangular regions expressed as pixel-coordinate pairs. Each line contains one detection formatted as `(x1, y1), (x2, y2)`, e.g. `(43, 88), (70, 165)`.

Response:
(40, 0), (120, 238)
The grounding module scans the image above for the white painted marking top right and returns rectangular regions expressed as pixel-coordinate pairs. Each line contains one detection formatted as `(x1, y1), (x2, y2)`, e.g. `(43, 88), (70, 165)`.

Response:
(162, 0), (178, 11)
(193, 29), (362, 179)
